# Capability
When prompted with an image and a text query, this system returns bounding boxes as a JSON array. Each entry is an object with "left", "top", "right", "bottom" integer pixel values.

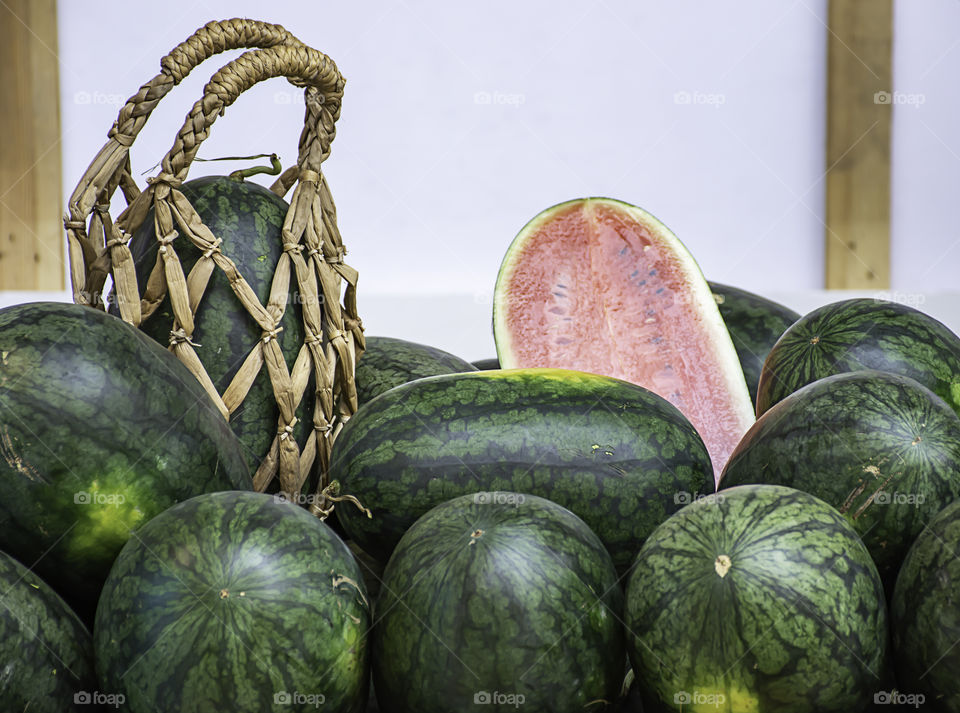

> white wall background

[{"left": 7, "top": 0, "right": 958, "bottom": 358}]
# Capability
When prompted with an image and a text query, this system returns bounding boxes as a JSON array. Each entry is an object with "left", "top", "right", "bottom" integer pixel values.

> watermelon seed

[{"left": 714, "top": 555, "right": 732, "bottom": 578}]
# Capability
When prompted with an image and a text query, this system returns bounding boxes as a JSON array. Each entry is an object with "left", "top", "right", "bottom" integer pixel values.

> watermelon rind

[
  {"left": 709, "top": 281, "right": 800, "bottom": 407},
  {"left": 625, "top": 483, "right": 888, "bottom": 713},
  {"left": 756, "top": 298, "right": 960, "bottom": 418},
  {"left": 0, "top": 549, "right": 98, "bottom": 712},
  {"left": 720, "top": 369, "right": 960, "bottom": 588},
  {"left": 891, "top": 497, "right": 960, "bottom": 712},
  {"left": 355, "top": 336, "right": 476, "bottom": 405},
  {"left": 94, "top": 490, "right": 370, "bottom": 713},
  {"left": 0, "top": 301, "right": 251, "bottom": 617},
  {"left": 334, "top": 367, "right": 714, "bottom": 570},
  {"left": 372, "top": 491, "right": 624, "bottom": 713}
]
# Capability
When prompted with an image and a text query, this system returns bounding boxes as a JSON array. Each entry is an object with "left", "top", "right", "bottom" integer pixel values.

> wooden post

[
  {"left": 825, "top": 0, "right": 893, "bottom": 289},
  {"left": 0, "top": 0, "right": 64, "bottom": 290}
]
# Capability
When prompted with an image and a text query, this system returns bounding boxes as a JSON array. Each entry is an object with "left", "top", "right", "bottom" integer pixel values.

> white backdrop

[{"left": 22, "top": 0, "right": 960, "bottom": 358}]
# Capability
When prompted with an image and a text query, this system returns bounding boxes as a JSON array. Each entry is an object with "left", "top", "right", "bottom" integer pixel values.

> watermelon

[
  {"left": 334, "top": 368, "right": 713, "bottom": 570},
  {"left": 891, "top": 497, "right": 960, "bottom": 712},
  {"left": 709, "top": 281, "right": 799, "bottom": 407},
  {"left": 355, "top": 336, "right": 476, "bottom": 404},
  {"left": 625, "top": 484, "right": 888, "bottom": 713},
  {"left": 756, "top": 298, "right": 960, "bottom": 417},
  {"left": 0, "top": 302, "right": 250, "bottom": 618},
  {"left": 94, "top": 490, "right": 370, "bottom": 713},
  {"left": 0, "top": 549, "right": 98, "bottom": 712},
  {"left": 720, "top": 370, "right": 960, "bottom": 588},
  {"left": 372, "top": 492, "right": 624, "bottom": 712},
  {"left": 121, "top": 175, "right": 312, "bottom": 475},
  {"left": 492, "top": 197, "right": 754, "bottom": 474}
]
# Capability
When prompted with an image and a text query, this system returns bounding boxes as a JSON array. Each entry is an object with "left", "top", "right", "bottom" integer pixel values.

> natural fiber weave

[{"left": 64, "top": 19, "right": 364, "bottom": 509}]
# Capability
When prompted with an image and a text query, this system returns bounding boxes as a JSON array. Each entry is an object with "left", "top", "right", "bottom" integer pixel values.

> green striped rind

[
  {"left": 625, "top": 484, "right": 888, "bottom": 713},
  {"left": 720, "top": 370, "right": 960, "bottom": 587},
  {"left": 355, "top": 336, "right": 476, "bottom": 405},
  {"left": 892, "top": 498, "right": 960, "bottom": 712},
  {"left": 709, "top": 282, "right": 799, "bottom": 407},
  {"left": 0, "top": 302, "right": 251, "bottom": 616},
  {"left": 124, "top": 176, "right": 312, "bottom": 475},
  {"left": 373, "top": 492, "right": 624, "bottom": 713},
  {"left": 334, "top": 368, "right": 713, "bottom": 570},
  {"left": 756, "top": 299, "right": 960, "bottom": 417},
  {"left": 0, "top": 550, "right": 97, "bottom": 712},
  {"left": 94, "top": 491, "right": 369, "bottom": 713}
]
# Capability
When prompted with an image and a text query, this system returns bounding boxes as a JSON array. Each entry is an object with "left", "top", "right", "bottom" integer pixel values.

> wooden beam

[
  {"left": 0, "top": 0, "right": 64, "bottom": 290},
  {"left": 825, "top": 0, "right": 893, "bottom": 289}
]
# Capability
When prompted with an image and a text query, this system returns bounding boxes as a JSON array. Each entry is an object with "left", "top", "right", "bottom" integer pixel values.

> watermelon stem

[{"left": 311, "top": 480, "right": 372, "bottom": 521}]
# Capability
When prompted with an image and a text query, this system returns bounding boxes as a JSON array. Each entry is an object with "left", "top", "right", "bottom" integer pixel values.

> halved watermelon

[{"left": 493, "top": 198, "right": 754, "bottom": 475}]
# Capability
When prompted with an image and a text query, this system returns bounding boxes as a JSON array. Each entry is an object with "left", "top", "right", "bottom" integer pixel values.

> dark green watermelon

[
  {"left": 892, "top": 497, "right": 960, "bottom": 712},
  {"left": 756, "top": 299, "right": 960, "bottom": 417},
  {"left": 471, "top": 357, "right": 501, "bottom": 370},
  {"left": 334, "top": 368, "right": 713, "bottom": 570},
  {"left": 122, "top": 176, "right": 312, "bottom": 475},
  {"left": 709, "top": 282, "right": 799, "bottom": 407},
  {"left": 372, "top": 492, "right": 624, "bottom": 712},
  {"left": 720, "top": 370, "right": 960, "bottom": 588},
  {"left": 94, "top": 491, "right": 370, "bottom": 713},
  {"left": 0, "top": 549, "right": 98, "bottom": 711},
  {"left": 625, "top": 484, "right": 888, "bottom": 713},
  {"left": 0, "top": 302, "right": 250, "bottom": 619},
  {"left": 355, "top": 336, "right": 476, "bottom": 405}
]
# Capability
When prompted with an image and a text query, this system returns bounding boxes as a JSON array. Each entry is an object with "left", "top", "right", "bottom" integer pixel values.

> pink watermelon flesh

[{"left": 493, "top": 198, "right": 754, "bottom": 478}]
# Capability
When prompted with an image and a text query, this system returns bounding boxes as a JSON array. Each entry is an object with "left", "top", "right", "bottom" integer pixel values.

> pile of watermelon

[{"left": 3, "top": 180, "right": 960, "bottom": 713}]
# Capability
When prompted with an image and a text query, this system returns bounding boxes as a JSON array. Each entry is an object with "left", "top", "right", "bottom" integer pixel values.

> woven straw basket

[{"left": 64, "top": 18, "right": 364, "bottom": 515}]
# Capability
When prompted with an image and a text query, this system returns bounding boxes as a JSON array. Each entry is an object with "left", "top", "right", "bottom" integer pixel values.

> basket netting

[{"left": 63, "top": 19, "right": 364, "bottom": 511}]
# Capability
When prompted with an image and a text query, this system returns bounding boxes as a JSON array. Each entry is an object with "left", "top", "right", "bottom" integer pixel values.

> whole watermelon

[
  {"left": 0, "top": 549, "right": 99, "bottom": 712},
  {"left": 625, "top": 484, "right": 888, "bottom": 713},
  {"left": 334, "top": 368, "right": 713, "bottom": 570},
  {"left": 0, "top": 302, "right": 250, "bottom": 618},
  {"left": 121, "top": 176, "right": 312, "bottom": 479},
  {"left": 892, "top": 497, "right": 960, "bottom": 712},
  {"left": 355, "top": 336, "right": 476, "bottom": 405},
  {"left": 94, "top": 491, "right": 370, "bottom": 713},
  {"left": 709, "top": 281, "right": 799, "bottom": 407},
  {"left": 756, "top": 298, "right": 960, "bottom": 417},
  {"left": 372, "top": 492, "right": 624, "bottom": 712},
  {"left": 721, "top": 370, "right": 960, "bottom": 588}
]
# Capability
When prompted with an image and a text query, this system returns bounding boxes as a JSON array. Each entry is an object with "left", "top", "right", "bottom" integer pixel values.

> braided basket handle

[
  {"left": 65, "top": 19, "right": 303, "bottom": 307},
  {"left": 162, "top": 43, "right": 344, "bottom": 183},
  {"left": 116, "top": 43, "right": 346, "bottom": 328}
]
